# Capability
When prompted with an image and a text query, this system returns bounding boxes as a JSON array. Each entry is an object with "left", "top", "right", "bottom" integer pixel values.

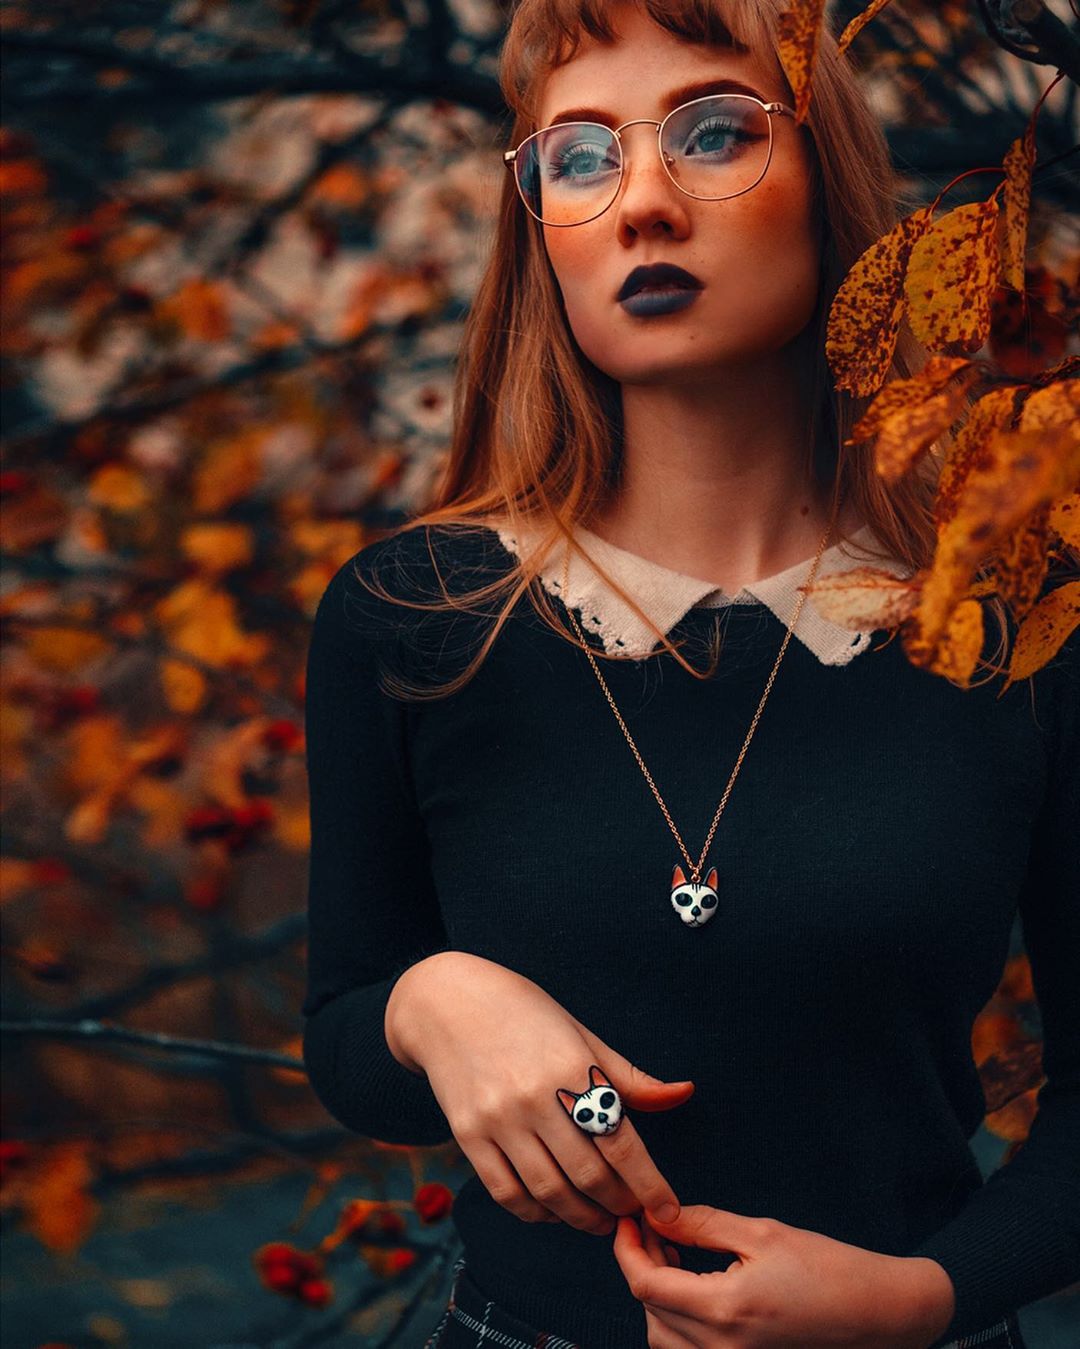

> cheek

[{"left": 544, "top": 233, "right": 610, "bottom": 340}]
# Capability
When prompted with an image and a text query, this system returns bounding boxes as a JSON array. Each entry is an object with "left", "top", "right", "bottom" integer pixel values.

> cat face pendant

[
  {"left": 670, "top": 864, "right": 718, "bottom": 928},
  {"left": 556, "top": 1064, "right": 623, "bottom": 1136}
]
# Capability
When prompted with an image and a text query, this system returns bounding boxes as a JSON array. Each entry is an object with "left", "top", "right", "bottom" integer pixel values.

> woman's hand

[
  {"left": 613, "top": 1205, "right": 956, "bottom": 1348},
  {"left": 385, "top": 950, "right": 695, "bottom": 1235}
]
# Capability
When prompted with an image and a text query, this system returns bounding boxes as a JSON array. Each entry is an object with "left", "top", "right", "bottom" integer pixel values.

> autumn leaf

[
  {"left": 846, "top": 355, "right": 979, "bottom": 481},
  {"left": 309, "top": 163, "right": 369, "bottom": 209},
  {"left": 935, "top": 386, "right": 1020, "bottom": 527},
  {"left": 826, "top": 207, "right": 934, "bottom": 397},
  {"left": 180, "top": 523, "right": 255, "bottom": 575},
  {"left": 192, "top": 428, "right": 269, "bottom": 515},
  {"left": 1004, "top": 581, "right": 1080, "bottom": 687},
  {"left": 87, "top": 463, "right": 152, "bottom": 514},
  {"left": 995, "top": 505, "right": 1050, "bottom": 622},
  {"left": 908, "top": 422, "right": 1080, "bottom": 663},
  {"left": 1001, "top": 126, "right": 1035, "bottom": 291},
  {"left": 905, "top": 200, "right": 1002, "bottom": 354},
  {"left": 804, "top": 565, "right": 920, "bottom": 630},
  {"left": 22, "top": 1142, "right": 99, "bottom": 1254},
  {"left": 836, "top": 0, "right": 895, "bottom": 55},
  {"left": 928, "top": 596, "right": 984, "bottom": 687},
  {"left": 1049, "top": 493, "right": 1080, "bottom": 548},
  {"left": 158, "top": 278, "right": 231, "bottom": 342},
  {"left": 159, "top": 656, "right": 209, "bottom": 714},
  {"left": 776, "top": 0, "right": 826, "bottom": 125}
]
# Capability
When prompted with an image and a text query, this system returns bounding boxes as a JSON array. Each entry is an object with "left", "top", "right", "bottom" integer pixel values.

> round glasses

[{"left": 504, "top": 94, "right": 795, "bottom": 228}]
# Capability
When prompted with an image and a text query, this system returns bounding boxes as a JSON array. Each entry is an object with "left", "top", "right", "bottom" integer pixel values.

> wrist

[
  {"left": 384, "top": 950, "right": 460, "bottom": 1075},
  {"left": 897, "top": 1256, "right": 956, "bottom": 1347}
]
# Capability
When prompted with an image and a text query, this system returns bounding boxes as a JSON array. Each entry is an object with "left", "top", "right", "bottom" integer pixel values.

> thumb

[
  {"left": 644, "top": 1204, "right": 759, "bottom": 1253},
  {"left": 570, "top": 1024, "right": 694, "bottom": 1108}
]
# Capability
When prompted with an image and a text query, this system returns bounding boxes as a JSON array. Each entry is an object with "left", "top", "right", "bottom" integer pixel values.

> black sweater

[{"left": 301, "top": 523, "right": 1080, "bottom": 1348}]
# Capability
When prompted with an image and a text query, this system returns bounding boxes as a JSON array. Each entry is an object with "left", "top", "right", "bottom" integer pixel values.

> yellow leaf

[
  {"left": 159, "top": 656, "right": 208, "bottom": 713},
  {"left": 911, "top": 423, "right": 1080, "bottom": 661},
  {"left": 906, "top": 200, "right": 1002, "bottom": 353},
  {"left": 847, "top": 355, "right": 978, "bottom": 481},
  {"left": 1001, "top": 126, "right": 1035, "bottom": 291},
  {"left": 87, "top": 463, "right": 151, "bottom": 514},
  {"left": 826, "top": 207, "right": 934, "bottom": 397},
  {"left": 928, "top": 597, "right": 984, "bottom": 686},
  {"left": 836, "top": 0, "right": 896, "bottom": 54},
  {"left": 935, "top": 386, "right": 1019, "bottom": 527},
  {"left": 289, "top": 518, "right": 364, "bottom": 561},
  {"left": 1049, "top": 493, "right": 1080, "bottom": 548},
  {"left": 1005, "top": 581, "right": 1080, "bottom": 685},
  {"left": 155, "top": 579, "right": 269, "bottom": 669},
  {"left": 776, "top": 0, "right": 826, "bottom": 125},
  {"left": 804, "top": 565, "right": 920, "bottom": 630},
  {"left": 273, "top": 801, "right": 311, "bottom": 852},
  {"left": 1017, "top": 377, "right": 1080, "bottom": 435},
  {"left": 180, "top": 523, "right": 254, "bottom": 575}
]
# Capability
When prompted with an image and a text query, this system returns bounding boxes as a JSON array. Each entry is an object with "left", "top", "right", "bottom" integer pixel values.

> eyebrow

[{"left": 545, "top": 78, "right": 771, "bottom": 128}]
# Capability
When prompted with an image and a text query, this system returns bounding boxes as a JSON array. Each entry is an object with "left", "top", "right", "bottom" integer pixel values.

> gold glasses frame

[{"left": 503, "top": 94, "right": 796, "bottom": 228}]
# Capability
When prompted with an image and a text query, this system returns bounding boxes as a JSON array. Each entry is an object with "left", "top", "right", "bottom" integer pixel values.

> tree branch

[{"left": 0, "top": 1016, "right": 305, "bottom": 1070}]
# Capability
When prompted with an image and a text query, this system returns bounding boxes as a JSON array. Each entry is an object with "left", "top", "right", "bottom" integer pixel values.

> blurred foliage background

[{"left": 1, "top": 1, "right": 1078, "bottom": 1345}]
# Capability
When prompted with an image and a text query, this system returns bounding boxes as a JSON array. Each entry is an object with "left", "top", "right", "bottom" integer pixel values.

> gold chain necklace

[{"left": 560, "top": 514, "right": 835, "bottom": 929}]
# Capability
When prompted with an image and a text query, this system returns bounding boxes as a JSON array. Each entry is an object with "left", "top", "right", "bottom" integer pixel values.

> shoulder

[{"left": 311, "top": 521, "right": 517, "bottom": 681}]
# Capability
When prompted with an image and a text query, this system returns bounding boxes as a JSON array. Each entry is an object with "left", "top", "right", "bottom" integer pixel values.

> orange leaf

[
  {"left": 22, "top": 1142, "right": 99, "bottom": 1254},
  {"left": 309, "top": 164, "right": 369, "bottom": 209},
  {"left": 24, "top": 626, "right": 111, "bottom": 675},
  {"left": 909, "top": 423, "right": 1080, "bottom": 662},
  {"left": 1048, "top": 493, "right": 1080, "bottom": 548},
  {"left": 1016, "top": 376, "right": 1080, "bottom": 436},
  {"left": 159, "top": 657, "right": 208, "bottom": 714},
  {"left": 87, "top": 463, "right": 152, "bottom": 514},
  {"left": 180, "top": 523, "right": 255, "bottom": 574},
  {"left": 995, "top": 505, "right": 1050, "bottom": 622},
  {"left": 836, "top": 0, "right": 896, "bottom": 54},
  {"left": 1005, "top": 581, "right": 1080, "bottom": 686},
  {"left": 776, "top": 0, "right": 826, "bottom": 125},
  {"left": 1001, "top": 126, "right": 1035, "bottom": 291},
  {"left": 804, "top": 565, "right": 920, "bottom": 630},
  {"left": 848, "top": 355, "right": 978, "bottom": 482},
  {"left": 928, "top": 597, "right": 984, "bottom": 687},
  {"left": 160, "top": 278, "right": 231, "bottom": 343},
  {"left": 826, "top": 208, "right": 934, "bottom": 397},
  {"left": 906, "top": 201, "right": 1002, "bottom": 354},
  {"left": 935, "top": 386, "right": 1020, "bottom": 528},
  {"left": 192, "top": 428, "right": 268, "bottom": 515}
]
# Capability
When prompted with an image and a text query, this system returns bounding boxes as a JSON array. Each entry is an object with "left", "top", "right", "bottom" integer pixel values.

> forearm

[{"left": 900, "top": 1257, "right": 957, "bottom": 1348}]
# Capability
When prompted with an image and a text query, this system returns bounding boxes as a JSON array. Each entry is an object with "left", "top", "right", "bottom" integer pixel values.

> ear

[
  {"left": 589, "top": 1063, "right": 613, "bottom": 1088},
  {"left": 555, "top": 1088, "right": 579, "bottom": 1114},
  {"left": 705, "top": 866, "right": 718, "bottom": 889},
  {"left": 671, "top": 864, "right": 688, "bottom": 889}
]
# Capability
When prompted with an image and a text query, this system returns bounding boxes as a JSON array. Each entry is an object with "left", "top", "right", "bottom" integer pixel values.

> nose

[{"left": 612, "top": 122, "right": 691, "bottom": 245}]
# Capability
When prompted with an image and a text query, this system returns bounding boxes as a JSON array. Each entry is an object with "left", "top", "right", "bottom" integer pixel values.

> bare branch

[{"left": 0, "top": 1016, "right": 305, "bottom": 1070}]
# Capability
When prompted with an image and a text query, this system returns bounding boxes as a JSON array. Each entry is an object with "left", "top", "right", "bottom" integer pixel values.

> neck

[{"left": 584, "top": 355, "right": 855, "bottom": 594}]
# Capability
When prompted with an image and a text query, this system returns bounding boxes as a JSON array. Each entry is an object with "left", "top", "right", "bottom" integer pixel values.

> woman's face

[{"left": 533, "top": 5, "right": 822, "bottom": 388}]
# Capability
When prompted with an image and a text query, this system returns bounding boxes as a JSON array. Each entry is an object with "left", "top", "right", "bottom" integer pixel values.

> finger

[
  {"left": 509, "top": 1133, "right": 618, "bottom": 1235},
  {"left": 613, "top": 1216, "right": 727, "bottom": 1322},
  {"left": 538, "top": 1117, "right": 641, "bottom": 1218},
  {"left": 644, "top": 1303, "right": 710, "bottom": 1348},
  {"left": 589, "top": 1112, "right": 682, "bottom": 1220},
  {"left": 641, "top": 1214, "right": 670, "bottom": 1267},
  {"left": 461, "top": 1137, "right": 558, "bottom": 1225}
]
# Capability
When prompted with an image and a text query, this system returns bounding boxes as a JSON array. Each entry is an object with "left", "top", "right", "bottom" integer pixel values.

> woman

[{"left": 301, "top": 2, "right": 1079, "bottom": 1346}]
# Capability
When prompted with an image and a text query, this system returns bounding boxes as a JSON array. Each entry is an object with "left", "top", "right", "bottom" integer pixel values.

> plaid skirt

[{"left": 422, "top": 1257, "right": 1029, "bottom": 1349}]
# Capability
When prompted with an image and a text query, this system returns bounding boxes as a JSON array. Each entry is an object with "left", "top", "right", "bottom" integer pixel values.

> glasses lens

[
  {"left": 515, "top": 123, "right": 621, "bottom": 225},
  {"left": 660, "top": 96, "right": 771, "bottom": 200}
]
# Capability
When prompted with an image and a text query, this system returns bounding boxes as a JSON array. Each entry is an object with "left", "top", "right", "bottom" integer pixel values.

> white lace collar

[{"left": 488, "top": 516, "right": 914, "bottom": 666}]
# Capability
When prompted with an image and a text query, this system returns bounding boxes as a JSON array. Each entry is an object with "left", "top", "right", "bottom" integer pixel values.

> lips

[{"left": 616, "top": 263, "right": 704, "bottom": 302}]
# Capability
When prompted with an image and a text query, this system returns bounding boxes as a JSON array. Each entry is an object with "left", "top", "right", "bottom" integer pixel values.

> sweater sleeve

[
  {"left": 300, "top": 548, "right": 454, "bottom": 1146},
  {"left": 913, "top": 625, "right": 1080, "bottom": 1341}
]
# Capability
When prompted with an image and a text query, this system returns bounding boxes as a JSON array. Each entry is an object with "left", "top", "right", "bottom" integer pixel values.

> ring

[{"left": 555, "top": 1063, "right": 624, "bottom": 1136}]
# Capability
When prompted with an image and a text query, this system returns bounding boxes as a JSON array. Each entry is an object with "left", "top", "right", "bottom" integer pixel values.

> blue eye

[
  {"left": 683, "top": 116, "right": 745, "bottom": 158},
  {"left": 550, "top": 140, "right": 619, "bottom": 183}
]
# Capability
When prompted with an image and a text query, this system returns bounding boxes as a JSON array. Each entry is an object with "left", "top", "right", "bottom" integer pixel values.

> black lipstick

[{"left": 616, "top": 263, "right": 704, "bottom": 317}]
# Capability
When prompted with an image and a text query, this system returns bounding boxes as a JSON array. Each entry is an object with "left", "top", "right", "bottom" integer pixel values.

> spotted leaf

[
  {"left": 906, "top": 200, "right": 1002, "bottom": 354},
  {"left": 777, "top": 0, "right": 826, "bottom": 125},
  {"left": 804, "top": 565, "right": 921, "bottom": 630},
  {"left": 826, "top": 207, "right": 934, "bottom": 397},
  {"left": 1001, "top": 126, "right": 1035, "bottom": 291},
  {"left": 847, "top": 355, "right": 979, "bottom": 481},
  {"left": 1004, "top": 581, "right": 1080, "bottom": 687}
]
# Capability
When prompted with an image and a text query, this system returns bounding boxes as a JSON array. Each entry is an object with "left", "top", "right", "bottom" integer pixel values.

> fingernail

[{"left": 653, "top": 1202, "right": 679, "bottom": 1223}]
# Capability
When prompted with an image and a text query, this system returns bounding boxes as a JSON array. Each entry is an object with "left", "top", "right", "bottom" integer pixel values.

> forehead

[{"left": 536, "top": 5, "right": 786, "bottom": 125}]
